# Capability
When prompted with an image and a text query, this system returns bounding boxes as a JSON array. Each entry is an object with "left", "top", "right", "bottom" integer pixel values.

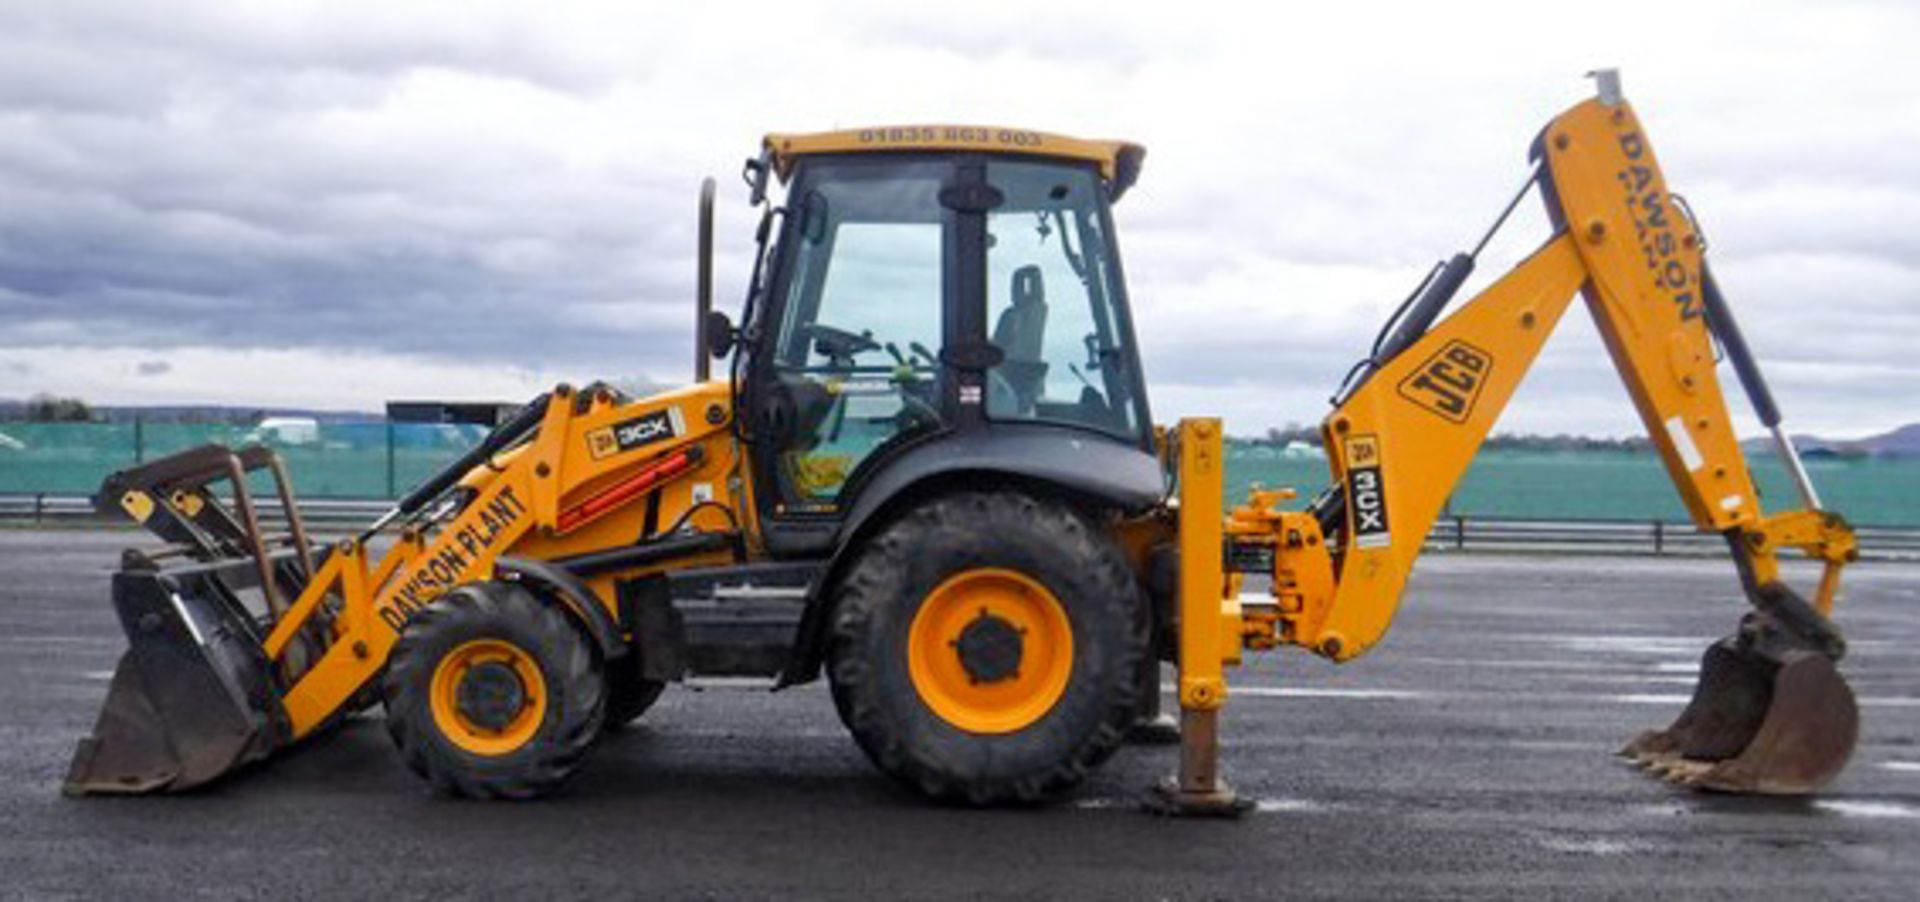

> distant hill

[
  {"left": 1744, "top": 423, "right": 1920, "bottom": 459},
  {"left": 1802, "top": 423, "right": 1920, "bottom": 458}
]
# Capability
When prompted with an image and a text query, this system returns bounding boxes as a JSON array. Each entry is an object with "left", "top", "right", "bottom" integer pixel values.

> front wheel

[
  {"left": 827, "top": 490, "right": 1148, "bottom": 804},
  {"left": 383, "top": 581, "right": 606, "bottom": 799}
]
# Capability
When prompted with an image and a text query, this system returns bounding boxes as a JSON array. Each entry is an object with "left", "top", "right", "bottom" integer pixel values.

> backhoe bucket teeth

[
  {"left": 65, "top": 568, "right": 286, "bottom": 795},
  {"left": 1621, "top": 634, "right": 1858, "bottom": 795}
]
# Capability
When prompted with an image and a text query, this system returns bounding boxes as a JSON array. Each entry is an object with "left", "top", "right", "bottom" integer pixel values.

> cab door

[{"left": 748, "top": 157, "right": 956, "bottom": 537}]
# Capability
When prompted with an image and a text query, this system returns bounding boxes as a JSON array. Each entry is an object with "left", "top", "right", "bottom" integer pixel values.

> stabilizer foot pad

[{"left": 1143, "top": 777, "right": 1252, "bottom": 818}]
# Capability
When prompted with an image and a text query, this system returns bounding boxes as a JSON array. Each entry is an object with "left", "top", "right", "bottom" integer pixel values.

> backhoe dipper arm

[{"left": 1279, "top": 92, "right": 1855, "bottom": 662}]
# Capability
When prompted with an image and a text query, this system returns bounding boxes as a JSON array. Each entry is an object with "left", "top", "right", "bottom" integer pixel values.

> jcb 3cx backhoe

[{"left": 68, "top": 72, "right": 1860, "bottom": 812}]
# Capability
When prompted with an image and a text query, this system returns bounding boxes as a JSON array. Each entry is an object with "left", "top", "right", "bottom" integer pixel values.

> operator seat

[{"left": 991, "top": 265, "right": 1049, "bottom": 413}]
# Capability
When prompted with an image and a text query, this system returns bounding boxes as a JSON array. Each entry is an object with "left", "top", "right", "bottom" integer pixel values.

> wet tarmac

[{"left": 3, "top": 529, "right": 1916, "bottom": 898}]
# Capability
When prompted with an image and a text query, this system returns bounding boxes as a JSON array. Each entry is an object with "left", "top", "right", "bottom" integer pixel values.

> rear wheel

[
  {"left": 383, "top": 581, "right": 605, "bottom": 799},
  {"left": 827, "top": 490, "right": 1147, "bottom": 804}
]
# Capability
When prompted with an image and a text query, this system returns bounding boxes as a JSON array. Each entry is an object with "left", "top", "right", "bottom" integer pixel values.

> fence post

[
  {"left": 1454, "top": 515, "right": 1466, "bottom": 550},
  {"left": 1653, "top": 520, "right": 1664, "bottom": 555},
  {"left": 385, "top": 419, "right": 397, "bottom": 500},
  {"left": 34, "top": 492, "right": 44, "bottom": 523}
]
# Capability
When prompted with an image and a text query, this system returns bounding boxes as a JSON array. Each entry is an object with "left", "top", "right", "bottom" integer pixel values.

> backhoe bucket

[
  {"left": 1621, "top": 631, "right": 1858, "bottom": 795},
  {"left": 65, "top": 567, "right": 287, "bottom": 795}
]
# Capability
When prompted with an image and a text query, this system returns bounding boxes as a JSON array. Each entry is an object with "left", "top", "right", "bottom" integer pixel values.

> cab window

[{"left": 984, "top": 162, "right": 1140, "bottom": 438}]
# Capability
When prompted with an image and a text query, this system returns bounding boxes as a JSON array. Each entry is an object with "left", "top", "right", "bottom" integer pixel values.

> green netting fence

[{"left": 1, "top": 422, "right": 1915, "bottom": 527}]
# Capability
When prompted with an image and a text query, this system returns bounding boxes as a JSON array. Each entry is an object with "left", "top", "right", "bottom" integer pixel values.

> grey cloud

[
  {"left": 0, "top": 2, "right": 1913, "bottom": 438},
  {"left": 135, "top": 360, "right": 170, "bottom": 376}
]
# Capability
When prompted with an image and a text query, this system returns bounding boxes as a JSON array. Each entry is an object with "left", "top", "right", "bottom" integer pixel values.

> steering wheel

[{"left": 801, "top": 323, "right": 881, "bottom": 367}]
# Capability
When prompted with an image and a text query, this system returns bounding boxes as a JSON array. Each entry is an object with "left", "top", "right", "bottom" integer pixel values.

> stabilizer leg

[{"left": 1146, "top": 708, "right": 1249, "bottom": 817}]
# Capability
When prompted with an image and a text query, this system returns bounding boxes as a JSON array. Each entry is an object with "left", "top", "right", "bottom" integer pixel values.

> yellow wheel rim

[
  {"left": 429, "top": 638, "right": 548, "bottom": 756},
  {"left": 907, "top": 568, "right": 1073, "bottom": 734}
]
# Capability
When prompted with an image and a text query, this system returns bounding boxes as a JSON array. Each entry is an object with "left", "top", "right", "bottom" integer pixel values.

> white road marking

[
  {"left": 1814, "top": 800, "right": 1920, "bottom": 819},
  {"left": 1160, "top": 683, "right": 1427, "bottom": 700},
  {"left": 1253, "top": 797, "right": 1326, "bottom": 813},
  {"left": 82, "top": 670, "right": 115, "bottom": 682},
  {"left": 1162, "top": 683, "right": 1920, "bottom": 709},
  {"left": 1537, "top": 836, "right": 1640, "bottom": 855},
  {"left": 1538, "top": 635, "right": 1716, "bottom": 655},
  {"left": 0, "top": 635, "right": 121, "bottom": 645},
  {"left": 1879, "top": 761, "right": 1920, "bottom": 773}
]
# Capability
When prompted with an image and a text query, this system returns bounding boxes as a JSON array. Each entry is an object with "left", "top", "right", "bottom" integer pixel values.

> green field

[{"left": 2, "top": 422, "right": 1915, "bottom": 527}]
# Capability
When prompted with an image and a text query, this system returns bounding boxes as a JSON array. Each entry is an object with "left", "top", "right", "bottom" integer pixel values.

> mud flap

[
  {"left": 1621, "top": 619, "right": 1858, "bottom": 795},
  {"left": 65, "top": 567, "right": 287, "bottom": 795}
]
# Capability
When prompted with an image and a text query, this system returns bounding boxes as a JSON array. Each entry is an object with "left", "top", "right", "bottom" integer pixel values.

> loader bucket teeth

[
  {"left": 1620, "top": 635, "right": 1858, "bottom": 796},
  {"left": 65, "top": 569, "right": 285, "bottom": 795}
]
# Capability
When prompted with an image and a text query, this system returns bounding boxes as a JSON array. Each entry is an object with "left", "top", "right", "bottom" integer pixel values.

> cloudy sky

[{"left": 1, "top": 0, "right": 1914, "bottom": 437}]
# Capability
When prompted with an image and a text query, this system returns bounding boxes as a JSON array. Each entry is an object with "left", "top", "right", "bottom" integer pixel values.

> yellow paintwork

[
  {"left": 118, "top": 490, "right": 154, "bottom": 523},
  {"left": 430, "top": 638, "right": 549, "bottom": 757},
  {"left": 269, "top": 381, "right": 753, "bottom": 738},
  {"left": 906, "top": 568, "right": 1074, "bottom": 734},
  {"left": 763, "top": 125, "right": 1140, "bottom": 182},
  {"left": 1308, "top": 234, "right": 1590, "bottom": 659}
]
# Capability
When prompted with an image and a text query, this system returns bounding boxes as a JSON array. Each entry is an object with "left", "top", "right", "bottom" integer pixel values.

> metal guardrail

[
  {"left": 0, "top": 493, "right": 383, "bottom": 528},
  {"left": 4, "top": 493, "right": 1917, "bottom": 561}
]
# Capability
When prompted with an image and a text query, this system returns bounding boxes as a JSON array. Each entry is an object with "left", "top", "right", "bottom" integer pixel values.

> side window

[
  {"left": 766, "top": 162, "right": 947, "bottom": 508},
  {"left": 985, "top": 162, "right": 1138, "bottom": 437}
]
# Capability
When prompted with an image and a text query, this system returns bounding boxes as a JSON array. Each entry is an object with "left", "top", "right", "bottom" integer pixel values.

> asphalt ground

[{"left": 2, "top": 528, "right": 1916, "bottom": 899}]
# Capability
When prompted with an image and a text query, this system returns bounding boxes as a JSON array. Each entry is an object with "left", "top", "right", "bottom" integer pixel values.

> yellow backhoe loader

[{"left": 67, "top": 72, "right": 1860, "bottom": 813}]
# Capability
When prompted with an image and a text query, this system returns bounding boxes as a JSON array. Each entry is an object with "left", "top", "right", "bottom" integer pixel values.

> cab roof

[{"left": 762, "top": 125, "right": 1146, "bottom": 199}]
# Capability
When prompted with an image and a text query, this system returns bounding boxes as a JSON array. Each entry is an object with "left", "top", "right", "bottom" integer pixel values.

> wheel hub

[
  {"left": 954, "top": 612, "right": 1024, "bottom": 684},
  {"left": 455, "top": 660, "right": 528, "bottom": 732},
  {"left": 906, "top": 568, "right": 1074, "bottom": 734}
]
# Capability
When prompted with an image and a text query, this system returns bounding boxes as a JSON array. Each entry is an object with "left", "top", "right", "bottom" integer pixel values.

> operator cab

[{"left": 730, "top": 127, "right": 1158, "bottom": 555}]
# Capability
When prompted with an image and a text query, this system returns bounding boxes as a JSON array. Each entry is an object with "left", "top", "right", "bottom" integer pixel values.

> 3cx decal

[
  {"left": 1343, "top": 435, "right": 1391, "bottom": 550},
  {"left": 586, "top": 407, "right": 686, "bottom": 461},
  {"left": 1397, "top": 340, "right": 1493, "bottom": 425}
]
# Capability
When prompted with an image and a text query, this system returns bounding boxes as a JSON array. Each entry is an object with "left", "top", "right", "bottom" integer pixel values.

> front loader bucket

[
  {"left": 1621, "top": 633, "right": 1858, "bottom": 795},
  {"left": 65, "top": 567, "right": 287, "bottom": 795}
]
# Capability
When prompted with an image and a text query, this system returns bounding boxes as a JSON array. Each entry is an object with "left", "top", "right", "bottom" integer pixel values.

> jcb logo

[{"left": 1398, "top": 340, "right": 1493, "bottom": 424}]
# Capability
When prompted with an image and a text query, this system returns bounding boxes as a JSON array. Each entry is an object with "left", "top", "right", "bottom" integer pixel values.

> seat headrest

[{"left": 1013, "top": 265, "right": 1044, "bottom": 307}]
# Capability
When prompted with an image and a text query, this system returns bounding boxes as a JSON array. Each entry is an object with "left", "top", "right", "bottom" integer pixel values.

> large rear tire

[
  {"left": 827, "top": 490, "right": 1147, "bottom": 804},
  {"left": 383, "top": 581, "right": 606, "bottom": 799}
]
